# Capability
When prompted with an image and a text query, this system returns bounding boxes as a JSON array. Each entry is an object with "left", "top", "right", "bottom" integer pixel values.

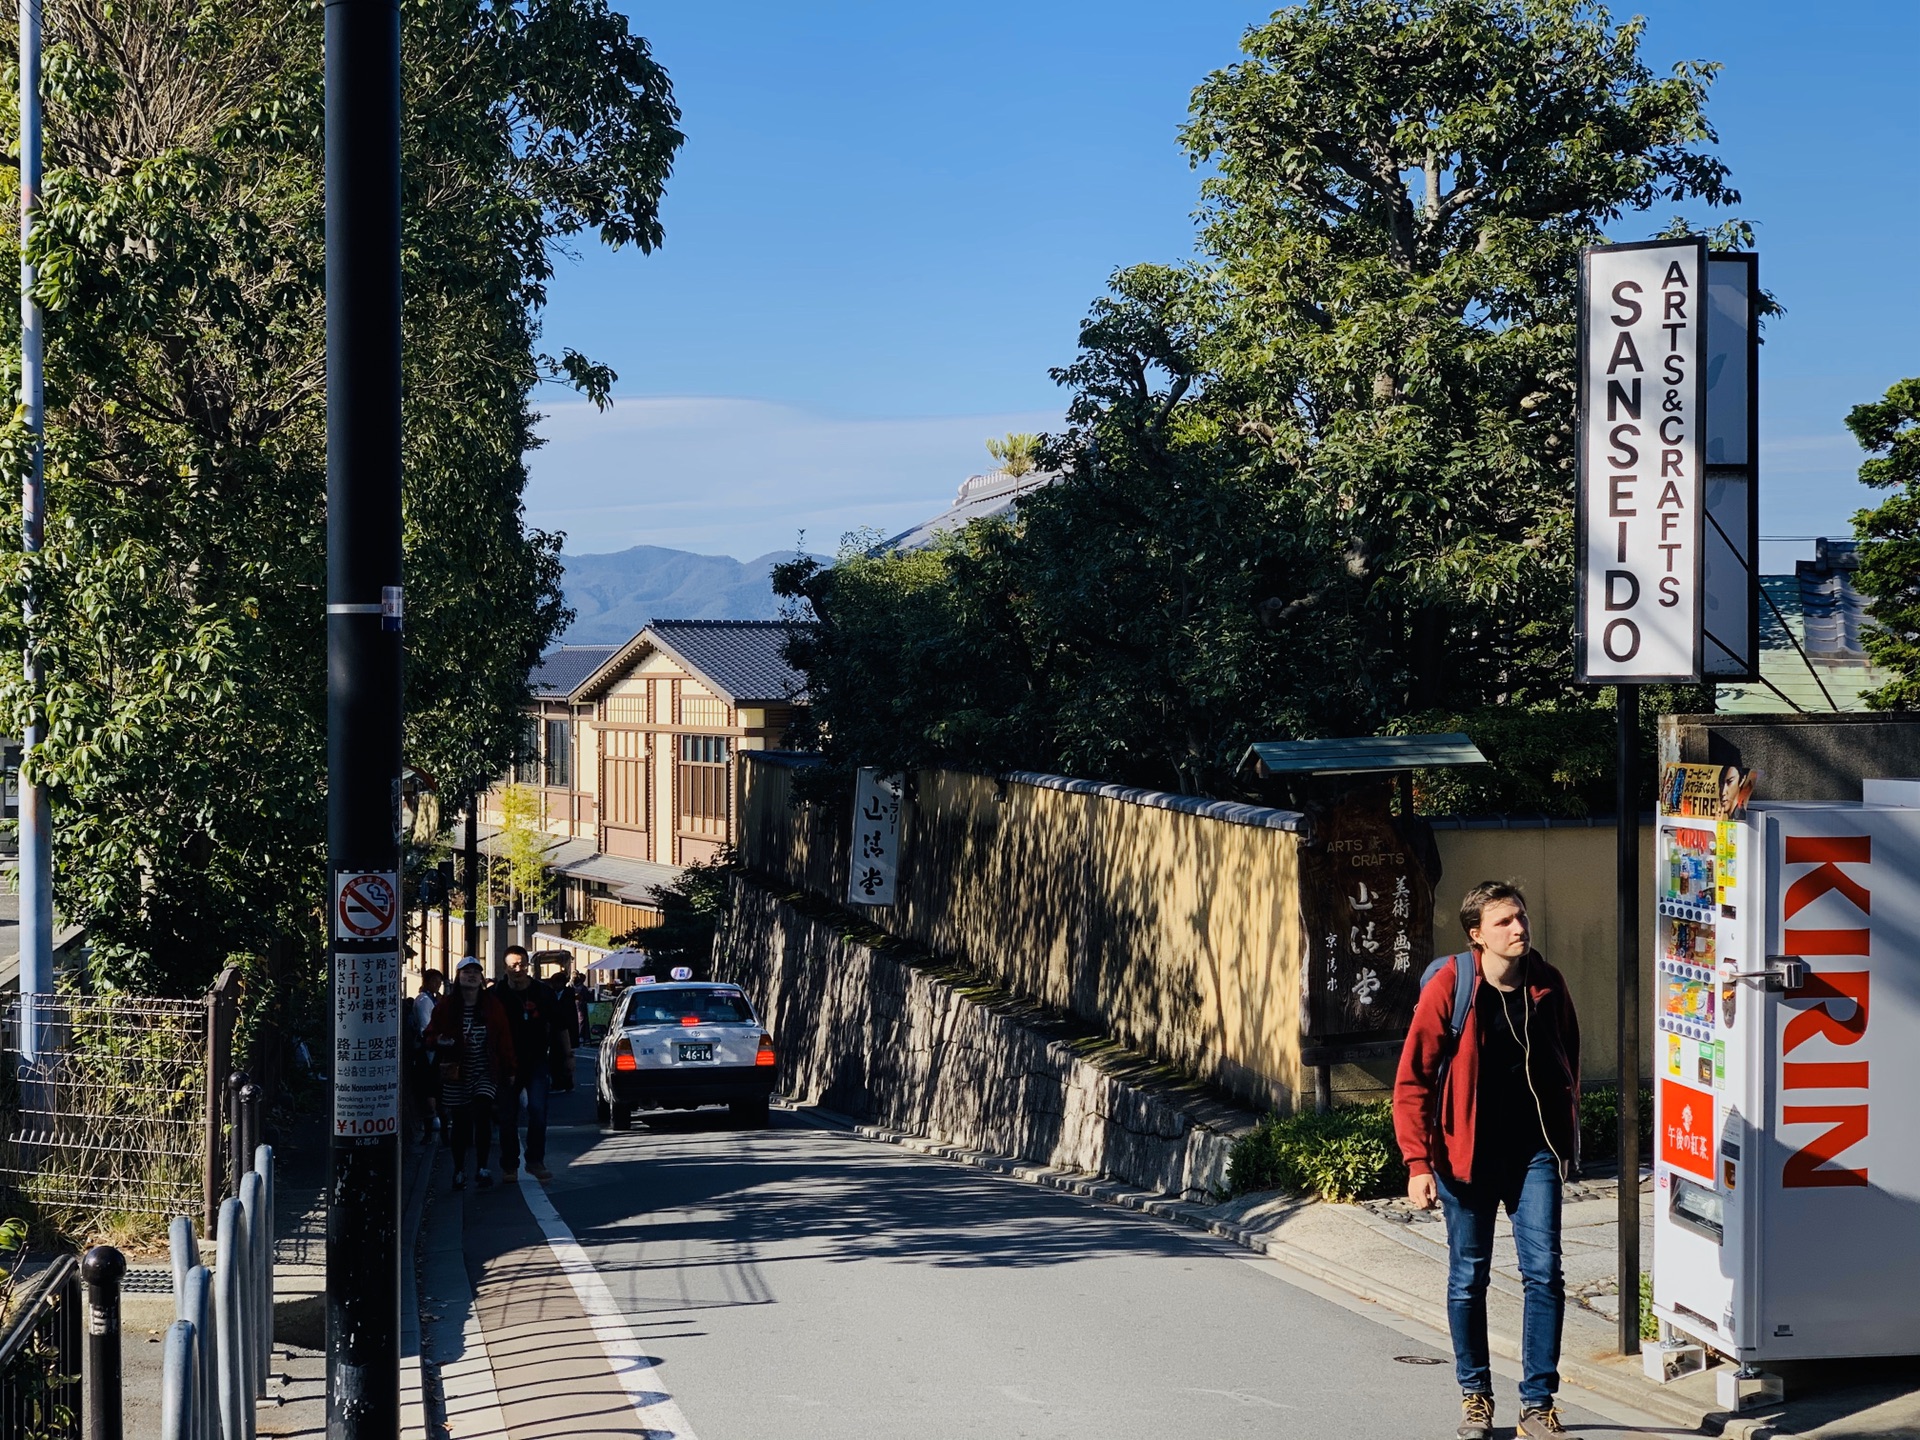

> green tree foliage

[
  {"left": 0, "top": 0, "right": 681, "bottom": 990},
  {"left": 619, "top": 850, "right": 737, "bottom": 976},
  {"left": 984, "top": 432, "right": 1041, "bottom": 476},
  {"left": 781, "top": 0, "right": 1736, "bottom": 799},
  {"left": 1849, "top": 378, "right": 1920, "bottom": 709}
]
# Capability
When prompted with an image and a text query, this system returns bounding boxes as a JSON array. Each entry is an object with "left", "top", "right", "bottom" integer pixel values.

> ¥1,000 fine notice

[{"left": 334, "top": 949, "right": 400, "bottom": 1137}]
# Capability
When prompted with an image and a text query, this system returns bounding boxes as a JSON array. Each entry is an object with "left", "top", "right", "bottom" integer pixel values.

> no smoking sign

[{"left": 334, "top": 871, "right": 400, "bottom": 941}]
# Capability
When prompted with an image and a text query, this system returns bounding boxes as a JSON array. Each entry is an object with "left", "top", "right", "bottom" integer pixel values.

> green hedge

[
  {"left": 1226, "top": 1085, "right": 1656, "bottom": 1203},
  {"left": 1227, "top": 1101, "right": 1407, "bottom": 1203},
  {"left": 1577, "top": 1084, "right": 1654, "bottom": 1163}
]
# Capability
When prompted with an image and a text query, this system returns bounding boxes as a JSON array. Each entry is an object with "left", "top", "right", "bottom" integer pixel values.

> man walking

[
  {"left": 410, "top": 968, "right": 446, "bottom": 1142},
  {"left": 492, "top": 944, "right": 563, "bottom": 1182},
  {"left": 1393, "top": 881, "right": 1581, "bottom": 1440},
  {"left": 549, "top": 967, "right": 582, "bottom": 1093}
]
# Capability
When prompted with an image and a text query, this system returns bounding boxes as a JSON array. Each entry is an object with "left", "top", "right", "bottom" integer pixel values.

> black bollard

[
  {"left": 238, "top": 1083, "right": 263, "bottom": 1179},
  {"left": 82, "top": 1245, "right": 126, "bottom": 1440},
  {"left": 227, "top": 1071, "right": 252, "bottom": 1193}
]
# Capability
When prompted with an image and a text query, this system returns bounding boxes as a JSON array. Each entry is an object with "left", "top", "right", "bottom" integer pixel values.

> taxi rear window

[{"left": 622, "top": 988, "right": 754, "bottom": 1026}]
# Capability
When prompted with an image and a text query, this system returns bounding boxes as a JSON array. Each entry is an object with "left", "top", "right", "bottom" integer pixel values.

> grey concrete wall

[
  {"left": 1663, "top": 712, "right": 1920, "bottom": 803},
  {"left": 716, "top": 875, "right": 1258, "bottom": 1204}
]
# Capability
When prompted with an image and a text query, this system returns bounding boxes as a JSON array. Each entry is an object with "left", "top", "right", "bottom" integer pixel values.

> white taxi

[{"left": 594, "top": 977, "right": 777, "bottom": 1129}]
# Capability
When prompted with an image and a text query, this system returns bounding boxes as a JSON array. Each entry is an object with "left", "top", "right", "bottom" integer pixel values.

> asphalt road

[{"left": 471, "top": 1076, "right": 1688, "bottom": 1440}]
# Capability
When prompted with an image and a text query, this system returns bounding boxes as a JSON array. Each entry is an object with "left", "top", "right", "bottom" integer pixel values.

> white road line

[{"left": 515, "top": 1172, "right": 703, "bottom": 1440}]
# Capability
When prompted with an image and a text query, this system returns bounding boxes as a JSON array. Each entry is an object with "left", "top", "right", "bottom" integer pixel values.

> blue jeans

[
  {"left": 1436, "top": 1147, "right": 1564, "bottom": 1407},
  {"left": 497, "top": 1068, "right": 551, "bottom": 1170}
]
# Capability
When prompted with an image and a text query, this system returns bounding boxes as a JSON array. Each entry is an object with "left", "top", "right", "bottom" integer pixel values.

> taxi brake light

[
  {"left": 756, "top": 1033, "right": 776, "bottom": 1067},
  {"left": 613, "top": 1036, "right": 637, "bottom": 1071},
  {"left": 679, "top": 1015, "right": 700, "bottom": 1027}
]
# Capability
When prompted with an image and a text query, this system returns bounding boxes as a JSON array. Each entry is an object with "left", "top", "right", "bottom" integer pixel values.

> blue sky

[{"left": 526, "top": 1, "right": 1920, "bottom": 565}]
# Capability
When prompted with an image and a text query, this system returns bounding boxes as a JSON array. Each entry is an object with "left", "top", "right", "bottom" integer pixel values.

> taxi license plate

[{"left": 678, "top": 1043, "right": 713, "bottom": 1063}]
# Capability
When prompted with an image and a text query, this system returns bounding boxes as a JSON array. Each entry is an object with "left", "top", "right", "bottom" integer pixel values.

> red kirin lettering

[{"left": 1780, "top": 835, "right": 1870, "bottom": 1187}]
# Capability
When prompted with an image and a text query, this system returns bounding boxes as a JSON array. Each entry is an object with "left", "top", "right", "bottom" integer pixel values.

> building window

[
  {"left": 544, "top": 718, "right": 571, "bottom": 788},
  {"left": 678, "top": 734, "right": 728, "bottom": 765},
  {"left": 512, "top": 717, "right": 541, "bottom": 785},
  {"left": 676, "top": 733, "right": 730, "bottom": 837}
]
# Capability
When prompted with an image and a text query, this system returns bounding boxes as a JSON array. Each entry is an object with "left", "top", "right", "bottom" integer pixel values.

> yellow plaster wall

[
  {"left": 1430, "top": 822, "right": 1656, "bottom": 1087},
  {"left": 742, "top": 758, "right": 1306, "bottom": 1111}
]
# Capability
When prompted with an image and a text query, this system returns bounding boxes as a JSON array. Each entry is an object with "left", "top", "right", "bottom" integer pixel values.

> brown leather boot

[{"left": 1457, "top": 1392, "right": 1495, "bottom": 1440}]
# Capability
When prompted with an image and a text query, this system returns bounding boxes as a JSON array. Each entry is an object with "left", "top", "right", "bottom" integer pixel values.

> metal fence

[
  {"left": 164, "top": 1145, "right": 274, "bottom": 1440},
  {"left": 0, "top": 1254, "right": 82, "bottom": 1440},
  {"left": 0, "top": 995, "right": 211, "bottom": 1230}
]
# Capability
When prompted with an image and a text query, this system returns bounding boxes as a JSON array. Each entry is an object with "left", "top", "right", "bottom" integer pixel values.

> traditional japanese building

[{"left": 479, "top": 619, "right": 807, "bottom": 928}]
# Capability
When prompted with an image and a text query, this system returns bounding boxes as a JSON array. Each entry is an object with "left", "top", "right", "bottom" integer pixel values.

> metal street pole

[
  {"left": 324, "top": 0, "right": 404, "bottom": 1427},
  {"left": 1616, "top": 684, "right": 1641, "bottom": 1356},
  {"left": 463, "top": 805, "right": 478, "bottom": 952},
  {"left": 17, "top": 0, "right": 54, "bottom": 1059}
]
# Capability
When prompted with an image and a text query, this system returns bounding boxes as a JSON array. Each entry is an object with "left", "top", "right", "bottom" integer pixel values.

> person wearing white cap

[{"left": 422, "top": 956, "right": 517, "bottom": 1190}]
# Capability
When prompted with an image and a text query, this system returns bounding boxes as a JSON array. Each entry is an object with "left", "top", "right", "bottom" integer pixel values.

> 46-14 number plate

[{"left": 678, "top": 1043, "right": 713, "bottom": 1063}]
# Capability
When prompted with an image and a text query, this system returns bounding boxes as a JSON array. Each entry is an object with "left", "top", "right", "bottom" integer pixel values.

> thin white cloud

[{"left": 527, "top": 395, "right": 1064, "bottom": 559}]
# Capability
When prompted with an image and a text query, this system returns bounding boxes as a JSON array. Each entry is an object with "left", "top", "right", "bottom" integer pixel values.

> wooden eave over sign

[{"left": 1237, "top": 732, "right": 1489, "bottom": 779}]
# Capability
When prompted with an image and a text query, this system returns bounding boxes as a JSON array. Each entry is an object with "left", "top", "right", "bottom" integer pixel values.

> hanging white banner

[
  {"left": 847, "top": 768, "right": 904, "bottom": 906},
  {"left": 1576, "top": 237, "right": 1707, "bottom": 683}
]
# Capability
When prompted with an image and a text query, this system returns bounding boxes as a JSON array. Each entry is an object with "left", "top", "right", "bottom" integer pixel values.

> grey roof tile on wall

[
  {"left": 531, "top": 645, "right": 620, "bottom": 697},
  {"left": 648, "top": 619, "right": 809, "bottom": 705}
]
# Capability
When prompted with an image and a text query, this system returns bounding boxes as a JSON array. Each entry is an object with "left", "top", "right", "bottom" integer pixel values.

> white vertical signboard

[
  {"left": 1577, "top": 237, "right": 1708, "bottom": 683},
  {"left": 333, "top": 949, "right": 400, "bottom": 1137},
  {"left": 848, "top": 768, "right": 903, "bottom": 906}
]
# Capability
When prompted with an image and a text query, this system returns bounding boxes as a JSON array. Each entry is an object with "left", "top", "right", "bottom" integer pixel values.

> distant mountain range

[{"left": 557, "top": 546, "right": 825, "bottom": 644}]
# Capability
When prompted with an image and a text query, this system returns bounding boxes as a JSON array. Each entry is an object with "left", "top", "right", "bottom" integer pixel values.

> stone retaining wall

[{"left": 716, "top": 874, "right": 1258, "bottom": 1204}]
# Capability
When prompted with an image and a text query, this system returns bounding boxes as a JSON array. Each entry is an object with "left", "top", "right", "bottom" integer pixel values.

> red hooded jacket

[
  {"left": 1392, "top": 949, "right": 1582, "bottom": 1185},
  {"left": 422, "top": 987, "right": 518, "bottom": 1092}
]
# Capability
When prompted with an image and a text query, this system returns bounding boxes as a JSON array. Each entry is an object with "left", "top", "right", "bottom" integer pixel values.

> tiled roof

[
  {"left": 876, "top": 469, "right": 1060, "bottom": 553},
  {"left": 1717, "top": 543, "right": 1891, "bottom": 715},
  {"left": 647, "top": 619, "right": 808, "bottom": 705},
  {"left": 530, "top": 645, "right": 620, "bottom": 698}
]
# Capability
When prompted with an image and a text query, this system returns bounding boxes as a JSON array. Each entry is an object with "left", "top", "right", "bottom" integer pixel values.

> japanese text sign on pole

[
  {"left": 1576, "top": 237, "right": 1707, "bottom": 683},
  {"left": 847, "top": 769, "right": 903, "bottom": 906},
  {"left": 332, "top": 949, "right": 399, "bottom": 1137}
]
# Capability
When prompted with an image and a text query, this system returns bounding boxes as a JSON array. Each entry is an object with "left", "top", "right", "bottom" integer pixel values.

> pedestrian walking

[
  {"left": 424, "top": 956, "right": 516, "bottom": 1191},
  {"left": 550, "top": 967, "right": 582, "bottom": 1092},
  {"left": 410, "top": 969, "right": 445, "bottom": 1142},
  {"left": 570, "top": 973, "right": 596, "bottom": 1041},
  {"left": 491, "top": 945, "right": 564, "bottom": 1182},
  {"left": 1393, "top": 881, "right": 1582, "bottom": 1440}
]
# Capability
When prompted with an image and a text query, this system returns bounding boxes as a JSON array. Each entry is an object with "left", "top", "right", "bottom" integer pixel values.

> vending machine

[{"left": 1652, "top": 769, "right": 1920, "bottom": 1363}]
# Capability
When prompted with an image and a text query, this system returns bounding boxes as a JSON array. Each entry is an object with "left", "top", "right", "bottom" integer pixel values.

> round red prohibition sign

[{"left": 337, "top": 873, "right": 398, "bottom": 938}]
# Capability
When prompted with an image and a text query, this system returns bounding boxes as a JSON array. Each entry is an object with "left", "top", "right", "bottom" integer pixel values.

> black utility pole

[
  {"left": 325, "top": 0, "right": 403, "bottom": 1426},
  {"left": 1615, "top": 684, "right": 1641, "bottom": 1356},
  {"left": 463, "top": 805, "right": 479, "bottom": 954}
]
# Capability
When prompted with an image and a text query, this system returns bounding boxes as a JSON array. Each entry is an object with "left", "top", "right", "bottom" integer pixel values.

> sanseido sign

[{"left": 1576, "top": 238, "right": 1707, "bottom": 682}]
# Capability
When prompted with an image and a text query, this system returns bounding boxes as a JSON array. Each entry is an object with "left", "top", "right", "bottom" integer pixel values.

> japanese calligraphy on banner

[
  {"left": 1297, "top": 787, "right": 1434, "bottom": 1040},
  {"left": 847, "top": 769, "right": 904, "bottom": 906},
  {"left": 1576, "top": 237, "right": 1706, "bottom": 683},
  {"left": 333, "top": 950, "right": 400, "bottom": 1138}
]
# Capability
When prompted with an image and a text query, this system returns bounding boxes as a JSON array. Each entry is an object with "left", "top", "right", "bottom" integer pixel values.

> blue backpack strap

[
  {"left": 1419, "top": 950, "right": 1478, "bottom": 1043},
  {"left": 1448, "top": 950, "right": 1476, "bottom": 1039}
]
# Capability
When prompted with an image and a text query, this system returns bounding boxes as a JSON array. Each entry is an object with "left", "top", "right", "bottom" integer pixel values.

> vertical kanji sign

[
  {"left": 1576, "top": 237, "right": 1707, "bottom": 683},
  {"left": 847, "top": 769, "right": 903, "bottom": 906},
  {"left": 333, "top": 949, "right": 400, "bottom": 1136}
]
